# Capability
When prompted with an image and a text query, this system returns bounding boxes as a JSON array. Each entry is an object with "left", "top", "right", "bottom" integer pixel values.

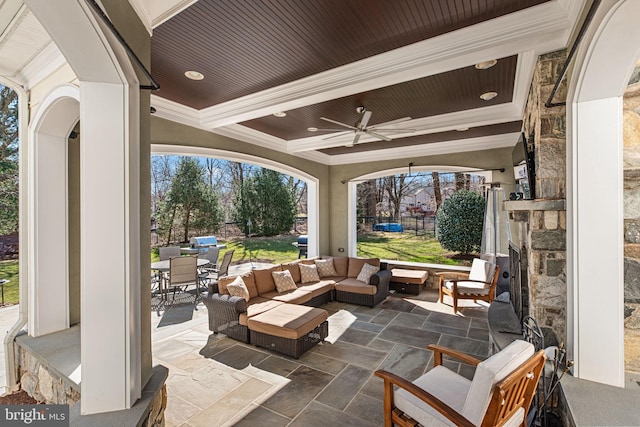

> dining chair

[
  {"left": 205, "top": 249, "right": 235, "bottom": 293},
  {"left": 167, "top": 255, "right": 199, "bottom": 303},
  {"left": 159, "top": 246, "right": 181, "bottom": 261},
  {"left": 198, "top": 246, "right": 221, "bottom": 290}
]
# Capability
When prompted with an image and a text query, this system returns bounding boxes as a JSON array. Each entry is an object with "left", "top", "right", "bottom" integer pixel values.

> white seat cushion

[
  {"left": 462, "top": 340, "right": 534, "bottom": 425},
  {"left": 395, "top": 365, "right": 471, "bottom": 427},
  {"left": 444, "top": 280, "right": 491, "bottom": 295}
]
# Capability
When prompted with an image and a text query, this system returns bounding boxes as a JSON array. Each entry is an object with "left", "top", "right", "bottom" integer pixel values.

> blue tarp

[{"left": 373, "top": 223, "right": 404, "bottom": 232}]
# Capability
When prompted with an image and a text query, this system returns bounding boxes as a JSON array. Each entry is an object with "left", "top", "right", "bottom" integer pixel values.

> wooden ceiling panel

[
  {"left": 151, "top": 0, "right": 547, "bottom": 109},
  {"left": 241, "top": 56, "right": 517, "bottom": 141}
]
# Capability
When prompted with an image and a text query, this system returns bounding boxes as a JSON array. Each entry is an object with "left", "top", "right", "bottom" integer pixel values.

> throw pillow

[
  {"left": 356, "top": 263, "right": 380, "bottom": 283},
  {"left": 272, "top": 270, "right": 298, "bottom": 293},
  {"left": 315, "top": 258, "right": 338, "bottom": 277},
  {"left": 226, "top": 275, "right": 250, "bottom": 302},
  {"left": 299, "top": 263, "right": 320, "bottom": 284}
]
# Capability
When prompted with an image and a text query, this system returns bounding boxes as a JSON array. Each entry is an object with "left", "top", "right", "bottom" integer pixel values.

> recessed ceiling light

[
  {"left": 475, "top": 59, "right": 497, "bottom": 70},
  {"left": 456, "top": 127, "right": 469, "bottom": 131},
  {"left": 273, "top": 112, "right": 287, "bottom": 117},
  {"left": 307, "top": 127, "right": 318, "bottom": 132},
  {"left": 480, "top": 91, "right": 498, "bottom": 101},
  {"left": 184, "top": 70, "right": 204, "bottom": 80}
]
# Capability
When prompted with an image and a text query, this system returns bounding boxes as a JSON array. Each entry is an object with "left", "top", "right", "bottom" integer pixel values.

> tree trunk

[
  {"left": 455, "top": 172, "right": 465, "bottom": 191},
  {"left": 432, "top": 172, "right": 442, "bottom": 210}
]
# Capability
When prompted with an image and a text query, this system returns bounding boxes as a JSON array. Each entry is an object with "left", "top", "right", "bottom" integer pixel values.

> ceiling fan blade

[
  {"left": 366, "top": 131, "right": 392, "bottom": 141},
  {"left": 359, "top": 110, "right": 372, "bottom": 129},
  {"left": 320, "top": 117, "right": 357, "bottom": 130},
  {"left": 346, "top": 133, "right": 362, "bottom": 147},
  {"left": 313, "top": 128, "right": 352, "bottom": 132},
  {"left": 322, "top": 131, "right": 351, "bottom": 140},
  {"left": 369, "top": 128, "right": 417, "bottom": 133},
  {"left": 368, "top": 116, "right": 412, "bottom": 129}
]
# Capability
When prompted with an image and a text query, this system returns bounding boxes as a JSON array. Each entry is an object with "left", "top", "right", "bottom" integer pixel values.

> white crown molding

[
  {"left": 18, "top": 40, "right": 66, "bottom": 89},
  {"left": 557, "top": 0, "right": 589, "bottom": 27},
  {"left": 287, "top": 103, "right": 520, "bottom": 152},
  {"left": 328, "top": 133, "right": 522, "bottom": 166},
  {"left": 197, "top": 1, "right": 570, "bottom": 129},
  {"left": 150, "top": 0, "right": 198, "bottom": 28},
  {"left": 151, "top": 94, "right": 202, "bottom": 128},
  {"left": 127, "top": 0, "right": 152, "bottom": 35},
  {"left": 512, "top": 50, "right": 539, "bottom": 114}
]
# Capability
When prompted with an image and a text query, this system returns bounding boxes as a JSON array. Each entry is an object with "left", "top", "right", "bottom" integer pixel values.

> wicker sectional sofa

[{"left": 202, "top": 256, "right": 391, "bottom": 357}]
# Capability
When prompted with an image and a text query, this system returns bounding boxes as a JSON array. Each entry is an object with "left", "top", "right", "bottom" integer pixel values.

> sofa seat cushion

[
  {"left": 239, "top": 297, "right": 285, "bottom": 326},
  {"left": 296, "top": 279, "right": 335, "bottom": 298},
  {"left": 395, "top": 365, "right": 470, "bottom": 427},
  {"left": 247, "top": 303, "right": 328, "bottom": 340},
  {"left": 335, "top": 278, "right": 377, "bottom": 295},
  {"left": 261, "top": 288, "right": 313, "bottom": 305}
]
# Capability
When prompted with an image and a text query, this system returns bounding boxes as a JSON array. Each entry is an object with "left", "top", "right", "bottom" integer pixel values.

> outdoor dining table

[{"left": 151, "top": 257, "right": 210, "bottom": 300}]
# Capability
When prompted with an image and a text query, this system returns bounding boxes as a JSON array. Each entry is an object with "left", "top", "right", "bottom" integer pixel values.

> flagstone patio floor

[{"left": 152, "top": 287, "right": 492, "bottom": 427}]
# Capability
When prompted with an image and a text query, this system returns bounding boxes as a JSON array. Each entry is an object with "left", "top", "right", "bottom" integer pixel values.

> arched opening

[
  {"left": 27, "top": 84, "right": 80, "bottom": 336},
  {"left": 568, "top": 0, "right": 640, "bottom": 387},
  {"left": 151, "top": 145, "right": 320, "bottom": 258},
  {"left": 347, "top": 166, "right": 492, "bottom": 257}
]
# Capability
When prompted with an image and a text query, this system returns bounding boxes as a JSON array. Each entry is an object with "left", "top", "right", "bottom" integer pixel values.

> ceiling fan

[{"left": 308, "top": 106, "right": 415, "bottom": 147}]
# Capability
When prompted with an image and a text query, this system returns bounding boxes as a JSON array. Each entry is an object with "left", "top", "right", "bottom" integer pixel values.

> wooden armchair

[
  {"left": 437, "top": 258, "right": 500, "bottom": 313},
  {"left": 375, "top": 340, "right": 545, "bottom": 427}
]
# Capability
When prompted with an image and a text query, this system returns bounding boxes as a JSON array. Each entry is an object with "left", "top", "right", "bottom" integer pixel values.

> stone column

[{"left": 623, "top": 64, "right": 640, "bottom": 372}]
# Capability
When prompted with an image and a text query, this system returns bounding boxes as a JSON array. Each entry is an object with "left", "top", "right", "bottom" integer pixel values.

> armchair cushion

[
  {"left": 462, "top": 340, "right": 534, "bottom": 425},
  {"left": 443, "top": 281, "right": 492, "bottom": 295},
  {"left": 468, "top": 258, "right": 496, "bottom": 283},
  {"left": 396, "top": 365, "right": 471, "bottom": 427}
]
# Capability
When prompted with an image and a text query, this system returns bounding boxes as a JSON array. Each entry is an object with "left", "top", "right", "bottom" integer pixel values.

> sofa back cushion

[
  {"left": 281, "top": 261, "right": 301, "bottom": 283},
  {"left": 253, "top": 265, "right": 283, "bottom": 295},
  {"left": 218, "top": 271, "right": 258, "bottom": 298},
  {"left": 332, "top": 256, "right": 349, "bottom": 277},
  {"left": 347, "top": 257, "right": 380, "bottom": 278}
]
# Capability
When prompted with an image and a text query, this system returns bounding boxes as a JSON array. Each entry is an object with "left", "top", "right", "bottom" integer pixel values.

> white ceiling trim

[
  {"left": 152, "top": 93, "right": 331, "bottom": 164},
  {"left": 18, "top": 40, "right": 65, "bottom": 89},
  {"left": 327, "top": 133, "right": 522, "bottom": 166},
  {"left": 286, "top": 103, "right": 520, "bottom": 152},
  {"left": 197, "top": 1, "right": 571, "bottom": 129},
  {"left": 512, "top": 50, "right": 539, "bottom": 113}
]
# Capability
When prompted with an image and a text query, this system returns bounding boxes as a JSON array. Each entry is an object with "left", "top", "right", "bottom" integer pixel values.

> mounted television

[{"left": 512, "top": 132, "right": 536, "bottom": 200}]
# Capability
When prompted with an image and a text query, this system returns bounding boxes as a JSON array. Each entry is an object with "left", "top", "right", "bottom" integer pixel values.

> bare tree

[{"left": 432, "top": 172, "right": 442, "bottom": 210}]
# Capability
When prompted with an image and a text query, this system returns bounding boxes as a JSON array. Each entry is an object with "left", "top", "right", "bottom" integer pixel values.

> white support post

[{"left": 80, "top": 81, "right": 141, "bottom": 413}]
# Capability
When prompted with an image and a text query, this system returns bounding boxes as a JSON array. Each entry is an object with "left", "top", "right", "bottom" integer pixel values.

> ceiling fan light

[
  {"left": 475, "top": 59, "right": 497, "bottom": 70},
  {"left": 480, "top": 91, "right": 498, "bottom": 101},
  {"left": 307, "top": 127, "right": 318, "bottom": 132}
]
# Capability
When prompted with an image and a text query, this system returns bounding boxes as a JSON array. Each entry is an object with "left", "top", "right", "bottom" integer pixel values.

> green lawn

[
  {"left": 152, "top": 233, "right": 465, "bottom": 266},
  {"left": 0, "top": 233, "right": 464, "bottom": 306},
  {"left": 0, "top": 260, "right": 19, "bottom": 305}
]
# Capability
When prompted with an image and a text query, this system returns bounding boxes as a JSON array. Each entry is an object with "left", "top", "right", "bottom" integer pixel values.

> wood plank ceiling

[{"left": 150, "top": 0, "right": 551, "bottom": 157}]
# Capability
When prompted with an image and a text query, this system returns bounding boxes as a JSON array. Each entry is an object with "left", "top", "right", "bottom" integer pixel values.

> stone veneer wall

[
  {"left": 15, "top": 341, "right": 167, "bottom": 425},
  {"left": 623, "top": 63, "right": 640, "bottom": 373},
  {"left": 509, "top": 50, "right": 568, "bottom": 346},
  {"left": 16, "top": 345, "right": 80, "bottom": 404}
]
